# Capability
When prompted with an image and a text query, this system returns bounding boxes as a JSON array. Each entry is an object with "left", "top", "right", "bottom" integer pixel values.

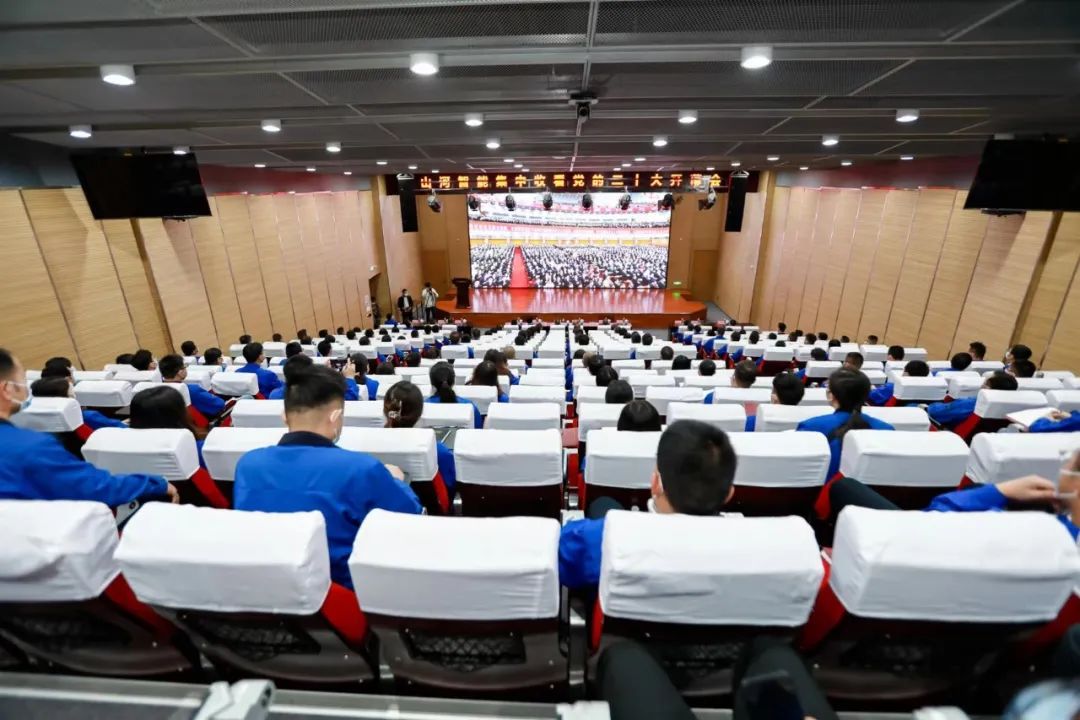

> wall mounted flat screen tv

[
  {"left": 965, "top": 139, "right": 1080, "bottom": 212},
  {"left": 70, "top": 152, "right": 212, "bottom": 219}
]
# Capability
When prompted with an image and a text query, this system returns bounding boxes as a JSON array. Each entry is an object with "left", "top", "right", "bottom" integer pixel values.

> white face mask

[{"left": 6, "top": 381, "right": 31, "bottom": 414}]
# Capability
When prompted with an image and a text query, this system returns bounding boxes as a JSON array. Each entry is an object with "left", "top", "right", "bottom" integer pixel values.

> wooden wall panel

[
  {"left": 247, "top": 195, "right": 296, "bottom": 337},
  {"left": 101, "top": 219, "right": 170, "bottom": 354},
  {"left": 0, "top": 190, "right": 77, "bottom": 369},
  {"left": 952, "top": 211, "right": 1054, "bottom": 359},
  {"left": 884, "top": 189, "right": 955, "bottom": 346},
  {"left": 834, "top": 190, "right": 887, "bottom": 338},
  {"left": 790, "top": 189, "right": 820, "bottom": 329},
  {"left": 799, "top": 190, "right": 839, "bottom": 330},
  {"left": 139, "top": 219, "right": 217, "bottom": 351},
  {"left": 314, "top": 193, "right": 349, "bottom": 329},
  {"left": 858, "top": 190, "right": 917, "bottom": 341},
  {"left": 272, "top": 194, "right": 317, "bottom": 334},
  {"left": 751, "top": 186, "right": 790, "bottom": 328},
  {"left": 691, "top": 250, "right": 718, "bottom": 305},
  {"left": 332, "top": 192, "right": 366, "bottom": 329},
  {"left": 814, "top": 189, "right": 860, "bottom": 335},
  {"left": 357, "top": 191, "right": 384, "bottom": 284},
  {"left": 1016, "top": 213, "right": 1080, "bottom": 363},
  {"left": 21, "top": 188, "right": 137, "bottom": 369},
  {"left": 379, "top": 189, "right": 425, "bottom": 305},
  {"left": 296, "top": 195, "right": 334, "bottom": 331},
  {"left": 185, "top": 199, "right": 239, "bottom": 348},
  {"left": 772, "top": 188, "right": 806, "bottom": 327},
  {"left": 1042, "top": 236, "right": 1080, "bottom": 374},
  {"left": 715, "top": 184, "right": 764, "bottom": 322},
  {"left": 216, "top": 195, "right": 272, "bottom": 339}
]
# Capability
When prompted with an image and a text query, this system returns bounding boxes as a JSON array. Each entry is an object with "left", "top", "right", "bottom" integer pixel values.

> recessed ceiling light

[
  {"left": 409, "top": 52, "right": 439, "bottom": 76},
  {"left": 553, "top": 156, "right": 566, "bottom": 160},
  {"left": 678, "top": 109, "right": 698, "bottom": 125},
  {"left": 504, "top": 158, "right": 515, "bottom": 163},
  {"left": 326, "top": 142, "right": 341, "bottom": 153},
  {"left": 254, "top": 163, "right": 266, "bottom": 168},
  {"left": 261, "top": 118, "right": 282, "bottom": 133},
  {"left": 705, "top": 166, "right": 715, "bottom": 171},
  {"left": 766, "top": 155, "right": 780, "bottom": 161},
  {"left": 288, "top": 190, "right": 296, "bottom": 194},
  {"left": 376, "top": 160, "right": 388, "bottom": 166},
  {"left": 408, "top": 164, "right": 418, "bottom": 170},
  {"left": 522, "top": 168, "right": 530, "bottom": 172},
  {"left": 622, "top": 162, "right": 632, "bottom": 167},
  {"left": 100, "top": 64, "right": 135, "bottom": 86},
  {"left": 613, "top": 166, "right": 621, "bottom": 171},
  {"left": 799, "top": 165, "right": 809, "bottom": 171},
  {"left": 465, "top": 112, "right": 484, "bottom": 127},
  {"left": 431, "top": 169, "right": 440, "bottom": 173},
  {"left": 822, "top": 134, "right": 839, "bottom": 147},
  {"left": 841, "top": 160, "right": 853, "bottom": 166},
  {"left": 306, "top": 167, "right": 316, "bottom": 172},
  {"left": 730, "top": 161, "right": 741, "bottom": 167},
  {"left": 68, "top": 124, "right": 92, "bottom": 139},
  {"left": 514, "top": 164, "right": 523, "bottom": 168},
  {"left": 172, "top": 146, "right": 189, "bottom": 156},
  {"left": 486, "top": 138, "right": 501, "bottom": 150},
  {"left": 344, "top": 171, "right": 352, "bottom": 175},
  {"left": 740, "top": 45, "right": 773, "bottom": 70},
  {"left": 900, "top": 155, "right": 915, "bottom": 161},
  {"left": 653, "top": 136, "right": 668, "bottom": 147},
  {"left": 896, "top": 109, "right": 919, "bottom": 123},
  {"left": 634, "top": 157, "right": 646, "bottom": 162}
]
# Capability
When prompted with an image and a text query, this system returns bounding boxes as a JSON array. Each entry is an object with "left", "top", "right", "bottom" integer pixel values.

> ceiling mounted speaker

[
  {"left": 427, "top": 193, "right": 441, "bottom": 213},
  {"left": 542, "top": 191, "right": 553, "bottom": 210},
  {"left": 467, "top": 194, "right": 480, "bottom": 211},
  {"left": 505, "top": 194, "right": 516, "bottom": 211},
  {"left": 581, "top": 193, "right": 593, "bottom": 210}
]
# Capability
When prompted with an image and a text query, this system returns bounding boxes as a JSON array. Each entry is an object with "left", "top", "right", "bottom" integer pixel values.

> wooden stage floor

[{"left": 434, "top": 288, "right": 706, "bottom": 326}]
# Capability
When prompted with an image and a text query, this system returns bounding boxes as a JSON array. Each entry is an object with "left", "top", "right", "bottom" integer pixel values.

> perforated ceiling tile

[
  {"left": 581, "top": 117, "right": 779, "bottom": 137},
  {"left": 14, "top": 128, "right": 225, "bottom": 149},
  {"left": 204, "top": 3, "right": 588, "bottom": 54},
  {"left": 595, "top": 0, "right": 997, "bottom": 43},
  {"left": 271, "top": 145, "right": 419, "bottom": 162},
  {"left": 290, "top": 70, "right": 577, "bottom": 106},
  {"left": 197, "top": 123, "right": 399, "bottom": 145},
  {"left": 0, "top": 84, "right": 86, "bottom": 116},
  {"left": 893, "top": 138, "right": 992, "bottom": 155},
  {"left": 958, "top": 0, "right": 1080, "bottom": 42},
  {"left": 778, "top": 115, "right": 984, "bottom": 136},
  {"left": 380, "top": 118, "right": 578, "bottom": 142},
  {"left": 866, "top": 59, "right": 1080, "bottom": 97},
  {"left": 732, "top": 139, "right": 903, "bottom": 156},
  {"left": 192, "top": 148, "right": 297, "bottom": 165}
]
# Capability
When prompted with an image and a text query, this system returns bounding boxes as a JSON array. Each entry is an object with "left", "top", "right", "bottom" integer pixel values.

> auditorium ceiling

[{"left": 0, "top": 0, "right": 1077, "bottom": 174}]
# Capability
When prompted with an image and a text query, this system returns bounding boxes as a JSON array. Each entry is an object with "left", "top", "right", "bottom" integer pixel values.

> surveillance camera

[{"left": 576, "top": 102, "right": 591, "bottom": 120}]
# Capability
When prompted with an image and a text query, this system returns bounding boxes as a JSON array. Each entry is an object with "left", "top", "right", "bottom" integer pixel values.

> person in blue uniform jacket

[
  {"left": 158, "top": 354, "right": 226, "bottom": 420},
  {"left": 745, "top": 372, "right": 804, "bottom": 431},
  {"left": 383, "top": 381, "right": 456, "bottom": 498},
  {"left": 233, "top": 364, "right": 421, "bottom": 589},
  {"left": 269, "top": 353, "right": 368, "bottom": 402},
  {"left": 29, "top": 377, "right": 128, "bottom": 431},
  {"left": 425, "top": 362, "right": 483, "bottom": 429},
  {"left": 0, "top": 348, "right": 178, "bottom": 505},
  {"left": 1028, "top": 410, "right": 1080, "bottom": 434},
  {"left": 485, "top": 349, "right": 519, "bottom": 388},
  {"left": 933, "top": 352, "right": 973, "bottom": 376},
  {"left": 797, "top": 369, "right": 894, "bottom": 478},
  {"left": 927, "top": 371, "right": 1017, "bottom": 429},
  {"left": 794, "top": 347, "right": 829, "bottom": 381},
  {"left": 466, "top": 361, "right": 509, "bottom": 403},
  {"left": 559, "top": 420, "right": 738, "bottom": 590},
  {"left": 129, "top": 385, "right": 208, "bottom": 469},
  {"left": 236, "top": 342, "right": 282, "bottom": 398},
  {"left": 868, "top": 359, "right": 930, "bottom": 406}
]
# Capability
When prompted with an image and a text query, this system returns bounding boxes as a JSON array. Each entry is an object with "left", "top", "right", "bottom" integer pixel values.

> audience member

[
  {"left": 267, "top": 354, "right": 314, "bottom": 400},
  {"left": 887, "top": 345, "right": 905, "bottom": 362},
  {"left": 744, "top": 372, "right": 805, "bottom": 431},
  {"left": 30, "top": 376, "right": 127, "bottom": 431},
  {"left": 927, "top": 371, "right": 1016, "bottom": 429},
  {"left": 180, "top": 340, "right": 199, "bottom": 362},
  {"left": 384, "top": 381, "right": 456, "bottom": 497},
  {"left": 427, "top": 362, "right": 482, "bottom": 428},
  {"left": 203, "top": 347, "right": 223, "bottom": 368},
  {"left": 731, "top": 359, "right": 757, "bottom": 389},
  {"left": 1011, "top": 358, "right": 1037, "bottom": 378},
  {"left": 595, "top": 366, "right": 619, "bottom": 388},
  {"left": 236, "top": 342, "right": 282, "bottom": 397},
  {"left": 467, "top": 361, "right": 508, "bottom": 402},
  {"left": 869, "top": 359, "right": 930, "bottom": 405},
  {"left": 968, "top": 341, "right": 987, "bottom": 362},
  {"left": 605, "top": 380, "right": 634, "bottom": 404},
  {"left": 159, "top": 354, "right": 225, "bottom": 421},
  {"left": 843, "top": 352, "right": 864, "bottom": 371},
  {"left": 797, "top": 369, "right": 893, "bottom": 478},
  {"left": 617, "top": 400, "right": 662, "bottom": 432},
  {"left": 660, "top": 346, "right": 674, "bottom": 361},
  {"left": 131, "top": 349, "right": 156, "bottom": 371},
  {"left": 129, "top": 385, "right": 206, "bottom": 467}
]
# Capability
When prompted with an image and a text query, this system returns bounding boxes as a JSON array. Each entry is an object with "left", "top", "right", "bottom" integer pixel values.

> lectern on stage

[{"left": 452, "top": 277, "right": 472, "bottom": 309}]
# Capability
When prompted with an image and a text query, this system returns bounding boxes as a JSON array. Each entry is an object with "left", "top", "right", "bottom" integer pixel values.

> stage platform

[{"left": 434, "top": 288, "right": 706, "bottom": 327}]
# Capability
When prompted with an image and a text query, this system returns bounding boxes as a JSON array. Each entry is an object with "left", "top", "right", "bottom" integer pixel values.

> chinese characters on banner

[{"left": 415, "top": 170, "right": 739, "bottom": 192}]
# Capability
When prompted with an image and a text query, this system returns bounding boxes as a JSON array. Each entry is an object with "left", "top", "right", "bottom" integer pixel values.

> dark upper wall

[
  {"left": 0, "top": 134, "right": 79, "bottom": 188},
  {"left": 774, "top": 156, "right": 981, "bottom": 191}
]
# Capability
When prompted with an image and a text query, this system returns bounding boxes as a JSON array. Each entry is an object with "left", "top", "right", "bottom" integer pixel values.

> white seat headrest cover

[
  {"left": 893, "top": 376, "right": 947, "bottom": 401},
  {"left": 202, "top": 427, "right": 286, "bottom": 481},
  {"left": 666, "top": 403, "right": 746, "bottom": 432},
  {"left": 337, "top": 427, "right": 437, "bottom": 481},
  {"left": 74, "top": 380, "right": 133, "bottom": 408},
  {"left": 229, "top": 399, "right": 286, "bottom": 428},
  {"left": 600, "top": 512, "right": 823, "bottom": 625},
  {"left": 484, "top": 402, "right": 561, "bottom": 430},
  {"left": 861, "top": 406, "right": 931, "bottom": 432},
  {"left": 454, "top": 429, "right": 562, "bottom": 487},
  {"left": 754, "top": 404, "right": 828, "bottom": 432},
  {"left": 211, "top": 372, "right": 259, "bottom": 397},
  {"left": 0, "top": 500, "right": 119, "bottom": 601},
  {"left": 509, "top": 385, "right": 566, "bottom": 412},
  {"left": 966, "top": 433, "right": 1080, "bottom": 485},
  {"left": 418, "top": 402, "right": 474, "bottom": 429},
  {"left": 132, "top": 381, "right": 191, "bottom": 406},
  {"left": 840, "top": 430, "right": 968, "bottom": 487},
  {"left": 350, "top": 510, "right": 559, "bottom": 621},
  {"left": 1047, "top": 390, "right": 1080, "bottom": 413},
  {"left": 115, "top": 504, "right": 330, "bottom": 614},
  {"left": 973, "top": 389, "right": 1048, "bottom": 419},
  {"left": 763, "top": 348, "right": 794, "bottom": 361},
  {"left": 1017, "top": 378, "right": 1065, "bottom": 392},
  {"left": 343, "top": 400, "right": 385, "bottom": 428},
  {"left": 806, "top": 361, "right": 841, "bottom": 379},
  {"left": 112, "top": 370, "right": 161, "bottom": 385},
  {"left": 585, "top": 429, "right": 662, "bottom": 489},
  {"left": 82, "top": 427, "right": 198, "bottom": 481},
  {"left": 831, "top": 507, "right": 1080, "bottom": 622},
  {"left": 11, "top": 397, "right": 83, "bottom": 432},
  {"left": 728, "top": 431, "right": 830, "bottom": 488}
]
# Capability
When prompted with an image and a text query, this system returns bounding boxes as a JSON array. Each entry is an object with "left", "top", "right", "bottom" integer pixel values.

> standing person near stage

[
  {"left": 421, "top": 282, "right": 439, "bottom": 323},
  {"left": 397, "top": 288, "right": 415, "bottom": 324}
]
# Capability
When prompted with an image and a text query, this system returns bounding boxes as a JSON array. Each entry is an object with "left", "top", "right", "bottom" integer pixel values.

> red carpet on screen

[{"left": 509, "top": 246, "right": 531, "bottom": 288}]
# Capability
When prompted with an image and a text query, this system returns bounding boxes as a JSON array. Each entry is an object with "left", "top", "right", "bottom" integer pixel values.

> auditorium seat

[
  {"left": 635, "top": 346, "right": 662, "bottom": 361},
  {"left": 337, "top": 427, "right": 447, "bottom": 515},
  {"left": 584, "top": 428, "right": 662, "bottom": 510},
  {"left": 753, "top": 404, "right": 827, "bottom": 431},
  {"left": 182, "top": 366, "right": 218, "bottom": 390},
  {"left": 115, "top": 503, "right": 376, "bottom": 689},
  {"left": 969, "top": 361, "right": 1005, "bottom": 373},
  {"left": 82, "top": 427, "right": 228, "bottom": 508},
  {"left": 73, "top": 380, "right": 133, "bottom": 413},
  {"left": 862, "top": 369, "right": 888, "bottom": 386},
  {"left": 132, "top": 381, "right": 191, "bottom": 406},
  {"left": 889, "top": 376, "right": 948, "bottom": 405},
  {"left": 1016, "top": 377, "right": 1065, "bottom": 393},
  {"left": 454, "top": 429, "right": 563, "bottom": 519},
  {"left": 759, "top": 347, "right": 794, "bottom": 375},
  {"left": 210, "top": 372, "right": 259, "bottom": 398},
  {"left": 595, "top": 511, "right": 823, "bottom": 699},
  {"left": 452, "top": 385, "right": 497, "bottom": 415},
  {"left": 666, "top": 402, "right": 746, "bottom": 431},
  {"left": 509, "top": 385, "right": 567, "bottom": 415},
  {"left": 262, "top": 342, "right": 287, "bottom": 358},
  {"left": 529, "top": 358, "right": 564, "bottom": 369},
  {"left": 902, "top": 348, "right": 929, "bottom": 362},
  {"left": 520, "top": 372, "right": 565, "bottom": 387},
  {"left": 644, "top": 386, "right": 705, "bottom": 416},
  {"left": 965, "top": 433, "right": 1080, "bottom": 487},
  {"left": 611, "top": 359, "right": 645, "bottom": 371},
  {"left": 1047, "top": 389, "right": 1080, "bottom": 412},
  {"left": 349, "top": 510, "right": 564, "bottom": 698},
  {"left": 803, "top": 507, "right": 1080, "bottom": 705},
  {"left": 861, "top": 406, "right": 931, "bottom": 432},
  {"left": 574, "top": 385, "right": 608, "bottom": 405},
  {"left": 202, "top": 427, "right": 286, "bottom": 488},
  {"left": 801, "top": 388, "right": 831, "bottom": 406},
  {"left": 397, "top": 367, "right": 429, "bottom": 380},
  {"left": 440, "top": 345, "right": 470, "bottom": 360},
  {"left": 805, "top": 361, "right": 842, "bottom": 384},
  {"left": 709, "top": 387, "right": 772, "bottom": 414},
  {"left": 577, "top": 403, "right": 627, "bottom": 444},
  {"left": 828, "top": 344, "right": 861, "bottom": 362},
  {"left": 484, "top": 402, "right": 561, "bottom": 431},
  {"left": 72, "top": 370, "right": 114, "bottom": 383},
  {"left": 946, "top": 374, "right": 984, "bottom": 400},
  {"left": 837, "top": 430, "right": 968, "bottom": 509},
  {"left": 112, "top": 369, "right": 161, "bottom": 385},
  {"left": 10, "top": 396, "right": 94, "bottom": 457},
  {"left": 953, "top": 389, "right": 1048, "bottom": 442},
  {"left": 683, "top": 374, "right": 734, "bottom": 389},
  {"left": 0, "top": 500, "right": 199, "bottom": 678},
  {"left": 628, "top": 374, "right": 675, "bottom": 399},
  {"left": 725, "top": 432, "right": 831, "bottom": 515},
  {"left": 230, "top": 399, "right": 286, "bottom": 428},
  {"left": 418, "top": 403, "right": 474, "bottom": 430}
]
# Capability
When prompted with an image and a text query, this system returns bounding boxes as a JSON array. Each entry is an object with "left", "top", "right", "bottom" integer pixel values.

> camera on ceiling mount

[{"left": 569, "top": 91, "right": 598, "bottom": 120}]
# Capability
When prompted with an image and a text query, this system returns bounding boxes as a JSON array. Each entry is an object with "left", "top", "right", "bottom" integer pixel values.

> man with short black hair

[
  {"left": 843, "top": 352, "right": 864, "bottom": 371},
  {"left": 180, "top": 340, "right": 199, "bottom": 362},
  {"left": 559, "top": 421, "right": 738, "bottom": 588},
  {"left": 234, "top": 365, "right": 421, "bottom": 588},
  {"left": 744, "top": 372, "right": 805, "bottom": 431},
  {"left": 159, "top": 353, "right": 226, "bottom": 420},
  {"left": 869, "top": 359, "right": 929, "bottom": 405},
  {"left": 698, "top": 359, "right": 716, "bottom": 377},
  {"left": 943, "top": 352, "right": 973, "bottom": 373},
  {"left": 285, "top": 341, "right": 303, "bottom": 359},
  {"left": 236, "top": 342, "right": 282, "bottom": 397},
  {"left": 1011, "top": 359, "right": 1037, "bottom": 378},
  {"left": 659, "top": 345, "right": 674, "bottom": 361},
  {"left": 927, "top": 371, "right": 1016, "bottom": 429},
  {"left": 731, "top": 359, "right": 757, "bottom": 389},
  {"left": 867, "top": 334, "right": 879, "bottom": 344},
  {"left": 1007, "top": 343, "right": 1032, "bottom": 365},
  {"left": 0, "top": 348, "right": 177, "bottom": 505},
  {"left": 887, "top": 345, "right": 905, "bottom": 362},
  {"left": 968, "top": 341, "right": 986, "bottom": 362}
]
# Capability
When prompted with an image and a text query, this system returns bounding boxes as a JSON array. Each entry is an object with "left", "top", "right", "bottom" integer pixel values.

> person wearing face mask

[
  {"left": 232, "top": 364, "right": 421, "bottom": 589},
  {"left": 0, "top": 348, "right": 178, "bottom": 505}
]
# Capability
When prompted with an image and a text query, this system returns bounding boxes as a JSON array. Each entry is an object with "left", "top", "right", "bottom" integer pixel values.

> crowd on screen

[
  {"left": 470, "top": 244, "right": 668, "bottom": 289},
  {"left": 470, "top": 245, "right": 514, "bottom": 288}
]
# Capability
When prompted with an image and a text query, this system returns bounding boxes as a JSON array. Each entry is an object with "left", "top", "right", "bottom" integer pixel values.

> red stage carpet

[
  {"left": 509, "top": 246, "right": 530, "bottom": 288},
  {"left": 435, "top": 288, "right": 706, "bottom": 326}
]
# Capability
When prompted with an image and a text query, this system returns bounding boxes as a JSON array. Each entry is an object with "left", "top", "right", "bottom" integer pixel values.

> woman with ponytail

[
  {"left": 797, "top": 368, "right": 893, "bottom": 478},
  {"left": 426, "top": 361, "right": 483, "bottom": 428},
  {"left": 384, "top": 381, "right": 456, "bottom": 498}
]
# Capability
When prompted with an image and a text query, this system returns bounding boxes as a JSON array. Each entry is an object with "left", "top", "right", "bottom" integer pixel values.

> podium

[{"left": 452, "top": 277, "right": 472, "bottom": 309}]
